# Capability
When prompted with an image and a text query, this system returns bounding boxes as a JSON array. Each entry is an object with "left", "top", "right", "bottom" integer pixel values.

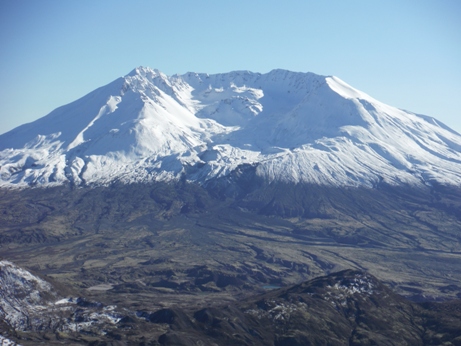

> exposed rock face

[
  {"left": 0, "top": 260, "right": 125, "bottom": 344},
  {"left": 0, "top": 260, "right": 58, "bottom": 331}
]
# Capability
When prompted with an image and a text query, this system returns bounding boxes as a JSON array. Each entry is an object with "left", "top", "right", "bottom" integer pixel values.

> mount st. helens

[
  {"left": 1, "top": 67, "right": 461, "bottom": 188},
  {"left": 2, "top": 68, "right": 461, "bottom": 344}
]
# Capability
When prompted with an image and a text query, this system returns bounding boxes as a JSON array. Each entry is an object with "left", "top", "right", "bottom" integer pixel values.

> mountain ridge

[
  {"left": 3, "top": 260, "right": 461, "bottom": 345},
  {"left": 1, "top": 67, "right": 461, "bottom": 188}
]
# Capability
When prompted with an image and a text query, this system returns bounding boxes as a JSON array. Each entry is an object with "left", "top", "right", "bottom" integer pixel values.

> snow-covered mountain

[{"left": 1, "top": 67, "right": 461, "bottom": 188}]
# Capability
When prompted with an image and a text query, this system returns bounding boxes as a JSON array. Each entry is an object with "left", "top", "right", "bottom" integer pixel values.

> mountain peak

[
  {"left": 1, "top": 67, "right": 461, "bottom": 188},
  {"left": 128, "top": 65, "right": 162, "bottom": 77},
  {"left": 124, "top": 66, "right": 171, "bottom": 93}
]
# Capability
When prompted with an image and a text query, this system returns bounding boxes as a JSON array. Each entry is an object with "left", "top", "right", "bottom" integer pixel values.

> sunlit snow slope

[{"left": 1, "top": 67, "right": 461, "bottom": 188}]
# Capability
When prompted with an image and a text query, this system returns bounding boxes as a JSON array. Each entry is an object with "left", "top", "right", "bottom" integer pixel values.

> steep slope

[
  {"left": 0, "top": 260, "right": 58, "bottom": 331},
  {"left": 0, "top": 260, "right": 134, "bottom": 345},
  {"left": 1, "top": 67, "right": 461, "bottom": 188}
]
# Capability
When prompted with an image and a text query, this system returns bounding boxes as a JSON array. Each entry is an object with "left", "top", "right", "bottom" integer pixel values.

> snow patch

[{"left": 0, "top": 335, "right": 21, "bottom": 346}]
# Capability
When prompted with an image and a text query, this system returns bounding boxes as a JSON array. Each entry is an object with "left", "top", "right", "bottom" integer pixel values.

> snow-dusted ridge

[
  {"left": 0, "top": 260, "right": 123, "bottom": 336},
  {"left": 1, "top": 67, "right": 461, "bottom": 188},
  {"left": 0, "top": 260, "right": 57, "bottom": 331}
]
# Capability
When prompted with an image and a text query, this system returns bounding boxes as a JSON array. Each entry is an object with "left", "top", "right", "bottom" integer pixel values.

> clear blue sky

[{"left": 1, "top": 0, "right": 460, "bottom": 135}]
